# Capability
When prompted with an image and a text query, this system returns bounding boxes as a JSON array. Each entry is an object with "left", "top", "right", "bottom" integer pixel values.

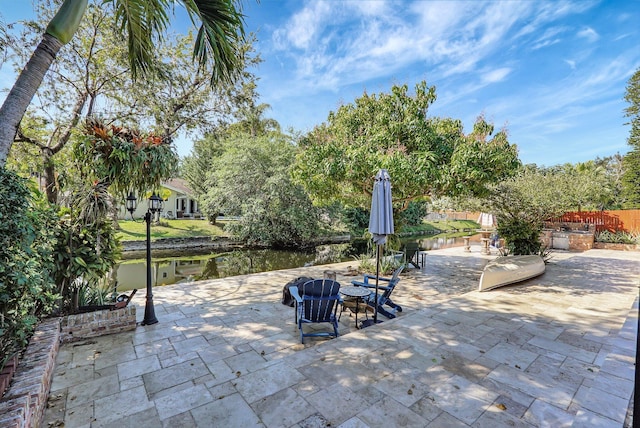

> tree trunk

[
  {"left": 42, "top": 148, "right": 58, "bottom": 203},
  {"left": 0, "top": 34, "right": 64, "bottom": 167}
]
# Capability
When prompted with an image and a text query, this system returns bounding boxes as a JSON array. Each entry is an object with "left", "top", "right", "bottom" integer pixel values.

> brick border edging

[
  {"left": 0, "top": 318, "right": 60, "bottom": 428},
  {"left": 0, "top": 306, "right": 137, "bottom": 427}
]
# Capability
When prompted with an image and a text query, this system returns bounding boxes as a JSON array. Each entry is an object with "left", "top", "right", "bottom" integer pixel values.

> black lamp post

[{"left": 126, "top": 191, "right": 164, "bottom": 326}]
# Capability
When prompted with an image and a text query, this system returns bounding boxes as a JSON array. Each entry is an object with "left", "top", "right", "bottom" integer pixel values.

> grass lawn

[
  {"left": 116, "top": 219, "right": 229, "bottom": 241},
  {"left": 117, "top": 218, "right": 481, "bottom": 242}
]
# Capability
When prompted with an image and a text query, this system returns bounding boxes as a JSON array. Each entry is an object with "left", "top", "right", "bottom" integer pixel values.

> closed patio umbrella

[
  {"left": 477, "top": 212, "right": 497, "bottom": 230},
  {"left": 367, "top": 169, "right": 394, "bottom": 326},
  {"left": 477, "top": 212, "right": 497, "bottom": 255}
]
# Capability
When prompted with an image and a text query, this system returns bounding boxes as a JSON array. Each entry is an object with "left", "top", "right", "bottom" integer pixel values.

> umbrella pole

[{"left": 374, "top": 244, "right": 380, "bottom": 324}]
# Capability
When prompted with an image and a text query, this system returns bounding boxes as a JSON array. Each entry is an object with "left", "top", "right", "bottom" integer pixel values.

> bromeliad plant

[
  {"left": 56, "top": 119, "right": 177, "bottom": 311},
  {"left": 74, "top": 118, "right": 178, "bottom": 201}
]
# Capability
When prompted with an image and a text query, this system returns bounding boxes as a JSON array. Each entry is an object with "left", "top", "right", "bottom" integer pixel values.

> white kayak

[{"left": 478, "top": 255, "right": 545, "bottom": 292}]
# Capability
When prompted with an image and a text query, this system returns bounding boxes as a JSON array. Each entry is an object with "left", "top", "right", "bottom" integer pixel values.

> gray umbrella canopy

[
  {"left": 369, "top": 169, "right": 394, "bottom": 245},
  {"left": 365, "top": 169, "right": 394, "bottom": 326}
]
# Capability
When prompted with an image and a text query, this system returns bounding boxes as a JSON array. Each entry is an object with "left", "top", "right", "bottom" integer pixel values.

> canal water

[{"left": 114, "top": 234, "right": 480, "bottom": 291}]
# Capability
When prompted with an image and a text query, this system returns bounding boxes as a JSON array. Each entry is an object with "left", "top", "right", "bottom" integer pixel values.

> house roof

[{"left": 162, "top": 178, "right": 193, "bottom": 196}]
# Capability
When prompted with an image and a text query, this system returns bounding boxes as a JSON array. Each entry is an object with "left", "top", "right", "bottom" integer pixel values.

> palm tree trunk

[{"left": 0, "top": 34, "right": 63, "bottom": 168}]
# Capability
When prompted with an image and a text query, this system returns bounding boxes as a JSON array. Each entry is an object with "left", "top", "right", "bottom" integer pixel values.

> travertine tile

[
  {"left": 142, "top": 358, "right": 210, "bottom": 396},
  {"left": 251, "top": 387, "right": 315, "bottom": 427},
  {"left": 234, "top": 361, "right": 305, "bottom": 403},
  {"left": 117, "top": 354, "right": 161, "bottom": 380},
  {"left": 41, "top": 248, "right": 639, "bottom": 427},
  {"left": 190, "top": 393, "right": 264, "bottom": 427},
  {"left": 93, "top": 386, "right": 154, "bottom": 424},
  {"left": 154, "top": 383, "right": 213, "bottom": 420},
  {"left": 358, "top": 396, "right": 428, "bottom": 427}
]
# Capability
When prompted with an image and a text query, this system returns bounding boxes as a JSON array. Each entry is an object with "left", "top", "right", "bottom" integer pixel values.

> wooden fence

[
  {"left": 432, "top": 210, "right": 640, "bottom": 233},
  {"left": 549, "top": 210, "right": 640, "bottom": 233}
]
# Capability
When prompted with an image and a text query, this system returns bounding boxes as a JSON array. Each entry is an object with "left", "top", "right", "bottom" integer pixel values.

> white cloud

[
  {"left": 482, "top": 68, "right": 512, "bottom": 84},
  {"left": 272, "top": 1, "right": 333, "bottom": 50},
  {"left": 577, "top": 26, "right": 600, "bottom": 42},
  {"left": 564, "top": 59, "right": 576, "bottom": 69}
]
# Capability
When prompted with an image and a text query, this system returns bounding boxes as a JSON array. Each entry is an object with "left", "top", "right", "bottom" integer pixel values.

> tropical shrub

[
  {"left": 52, "top": 215, "right": 121, "bottom": 311},
  {"left": 595, "top": 230, "right": 640, "bottom": 244},
  {"left": 0, "top": 169, "right": 59, "bottom": 368},
  {"left": 497, "top": 217, "right": 543, "bottom": 256},
  {"left": 396, "top": 201, "right": 428, "bottom": 228},
  {"left": 340, "top": 206, "right": 369, "bottom": 237}
]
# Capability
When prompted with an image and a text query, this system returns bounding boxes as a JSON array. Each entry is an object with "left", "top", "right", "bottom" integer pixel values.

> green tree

[
  {"left": 0, "top": 0, "right": 247, "bottom": 167},
  {"left": 552, "top": 161, "right": 612, "bottom": 211},
  {"left": 8, "top": 2, "right": 130, "bottom": 203},
  {"left": 227, "top": 81, "right": 281, "bottom": 137},
  {"left": 594, "top": 154, "right": 625, "bottom": 209},
  {"left": 182, "top": 79, "right": 276, "bottom": 223},
  {"left": 622, "top": 67, "right": 640, "bottom": 207},
  {"left": 293, "top": 81, "right": 521, "bottom": 211},
  {"left": 487, "top": 167, "right": 574, "bottom": 255},
  {"left": 7, "top": 2, "right": 255, "bottom": 207},
  {"left": 182, "top": 132, "right": 225, "bottom": 221},
  {"left": 197, "top": 130, "right": 323, "bottom": 248}
]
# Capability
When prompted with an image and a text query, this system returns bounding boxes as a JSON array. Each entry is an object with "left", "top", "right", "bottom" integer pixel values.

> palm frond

[
  {"left": 108, "top": 0, "right": 170, "bottom": 79},
  {"left": 182, "top": 0, "right": 246, "bottom": 85}
]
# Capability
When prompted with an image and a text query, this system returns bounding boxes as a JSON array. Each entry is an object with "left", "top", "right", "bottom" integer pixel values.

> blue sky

[
  {"left": 2, "top": 0, "right": 639, "bottom": 166},
  {"left": 242, "top": 0, "right": 640, "bottom": 166}
]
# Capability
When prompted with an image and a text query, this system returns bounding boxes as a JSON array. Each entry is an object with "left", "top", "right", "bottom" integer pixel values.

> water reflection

[{"left": 115, "top": 235, "right": 475, "bottom": 291}]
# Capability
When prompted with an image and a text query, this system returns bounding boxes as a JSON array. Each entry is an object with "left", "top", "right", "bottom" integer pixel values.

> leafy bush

[
  {"left": 226, "top": 179, "right": 322, "bottom": 249},
  {"left": 0, "top": 170, "right": 60, "bottom": 368},
  {"left": 595, "top": 230, "right": 640, "bottom": 244},
  {"left": 340, "top": 206, "right": 370, "bottom": 237},
  {"left": 497, "top": 217, "right": 543, "bottom": 256},
  {"left": 355, "top": 248, "right": 404, "bottom": 275},
  {"left": 396, "top": 201, "right": 427, "bottom": 227},
  {"left": 53, "top": 219, "right": 121, "bottom": 311}
]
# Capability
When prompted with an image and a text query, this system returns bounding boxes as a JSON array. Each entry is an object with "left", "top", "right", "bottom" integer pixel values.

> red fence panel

[{"left": 551, "top": 210, "right": 640, "bottom": 233}]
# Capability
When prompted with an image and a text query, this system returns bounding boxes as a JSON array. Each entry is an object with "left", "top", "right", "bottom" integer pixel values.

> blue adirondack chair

[
  {"left": 290, "top": 279, "right": 342, "bottom": 344},
  {"left": 350, "top": 265, "right": 404, "bottom": 319}
]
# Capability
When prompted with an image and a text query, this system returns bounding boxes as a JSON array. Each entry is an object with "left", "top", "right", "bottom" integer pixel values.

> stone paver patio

[{"left": 42, "top": 246, "right": 639, "bottom": 427}]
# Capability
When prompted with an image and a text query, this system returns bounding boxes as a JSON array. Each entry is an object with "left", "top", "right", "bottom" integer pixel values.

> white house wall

[{"left": 117, "top": 187, "right": 199, "bottom": 219}]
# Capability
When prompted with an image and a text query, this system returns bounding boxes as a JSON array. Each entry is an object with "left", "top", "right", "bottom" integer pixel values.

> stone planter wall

[
  {"left": 59, "top": 306, "right": 137, "bottom": 343},
  {"left": 540, "top": 230, "right": 595, "bottom": 251},
  {"left": 0, "top": 306, "right": 137, "bottom": 427},
  {"left": 593, "top": 242, "right": 640, "bottom": 251}
]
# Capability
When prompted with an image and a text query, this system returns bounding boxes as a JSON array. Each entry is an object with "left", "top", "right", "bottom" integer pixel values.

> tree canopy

[
  {"left": 622, "top": 67, "right": 640, "bottom": 207},
  {"left": 292, "top": 81, "right": 521, "bottom": 210},
  {"left": 486, "top": 167, "right": 574, "bottom": 255},
  {"left": 186, "top": 129, "right": 323, "bottom": 248},
  {"left": 0, "top": 0, "right": 247, "bottom": 167}
]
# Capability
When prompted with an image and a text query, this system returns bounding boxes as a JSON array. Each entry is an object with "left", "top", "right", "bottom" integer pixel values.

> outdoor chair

[
  {"left": 350, "top": 265, "right": 405, "bottom": 319},
  {"left": 403, "top": 242, "right": 422, "bottom": 269},
  {"left": 290, "top": 279, "right": 342, "bottom": 344}
]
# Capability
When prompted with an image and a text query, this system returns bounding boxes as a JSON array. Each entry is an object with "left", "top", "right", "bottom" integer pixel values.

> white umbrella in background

[
  {"left": 477, "top": 212, "right": 497, "bottom": 230},
  {"left": 477, "top": 212, "right": 497, "bottom": 255},
  {"left": 367, "top": 169, "right": 394, "bottom": 325}
]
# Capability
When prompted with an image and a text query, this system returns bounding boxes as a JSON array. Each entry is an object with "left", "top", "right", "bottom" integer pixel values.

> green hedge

[{"left": 0, "top": 169, "right": 59, "bottom": 368}]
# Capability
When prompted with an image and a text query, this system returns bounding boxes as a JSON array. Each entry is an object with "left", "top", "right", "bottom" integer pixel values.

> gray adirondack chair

[
  {"left": 290, "top": 279, "right": 341, "bottom": 344},
  {"left": 350, "top": 265, "right": 404, "bottom": 319}
]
